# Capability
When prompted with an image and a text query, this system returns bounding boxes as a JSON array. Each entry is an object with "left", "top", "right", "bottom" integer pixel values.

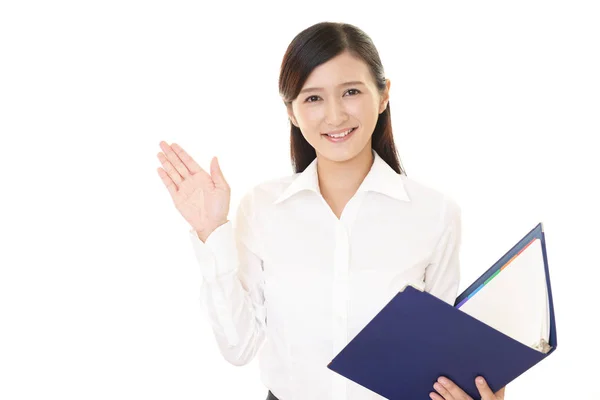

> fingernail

[
  {"left": 477, "top": 377, "right": 485, "bottom": 385},
  {"left": 438, "top": 377, "right": 449, "bottom": 385}
]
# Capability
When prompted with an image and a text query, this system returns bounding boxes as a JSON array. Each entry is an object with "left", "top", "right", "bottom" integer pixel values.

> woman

[{"left": 156, "top": 21, "right": 506, "bottom": 400}]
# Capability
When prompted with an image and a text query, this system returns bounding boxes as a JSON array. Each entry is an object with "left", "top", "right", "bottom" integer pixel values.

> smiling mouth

[{"left": 322, "top": 127, "right": 357, "bottom": 138}]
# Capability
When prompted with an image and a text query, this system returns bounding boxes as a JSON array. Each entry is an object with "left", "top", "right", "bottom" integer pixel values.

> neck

[{"left": 316, "top": 147, "right": 374, "bottom": 200}]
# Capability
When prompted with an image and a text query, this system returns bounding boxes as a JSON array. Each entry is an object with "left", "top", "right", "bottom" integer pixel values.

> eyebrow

[{"left": 299, "top": 81, "right": 365, "bottom": 95}]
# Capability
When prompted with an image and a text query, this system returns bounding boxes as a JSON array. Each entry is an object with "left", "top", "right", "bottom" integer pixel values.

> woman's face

[{"left": 287, "top": 51, "right": 390, "bottom": 163}]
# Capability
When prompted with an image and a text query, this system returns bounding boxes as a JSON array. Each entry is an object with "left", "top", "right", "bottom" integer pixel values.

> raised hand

[{"left": 156, "top": 141, "right": 230, "bottom": 241}]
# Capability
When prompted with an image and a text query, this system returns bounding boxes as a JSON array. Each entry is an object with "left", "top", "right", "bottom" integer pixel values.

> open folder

[{"left": 327, "top": 222, "right": 557, "bottom": 399}]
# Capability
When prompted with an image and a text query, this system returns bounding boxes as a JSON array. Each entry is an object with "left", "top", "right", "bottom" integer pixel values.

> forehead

[{"left": 302, "top": 52, "right": 371, "bottom": 87}]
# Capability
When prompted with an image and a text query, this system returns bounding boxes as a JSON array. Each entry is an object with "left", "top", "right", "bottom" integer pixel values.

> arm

[
  {"left": 188, "top": 190, "right": 266, "bottom": 366},
  {"left": 424, "top": 196, "right": 462, "bottom": 306},
  {"left": 426, "top": 201, "right": 509, "bottom": 399}
]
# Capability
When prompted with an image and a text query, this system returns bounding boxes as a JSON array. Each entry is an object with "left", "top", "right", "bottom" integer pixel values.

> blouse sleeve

[
  {"left": 188, "top": 189, "right": 267, "bottom": 366},
  {"left": 424, "top": 197, "right": 462, "bottom": 306}
]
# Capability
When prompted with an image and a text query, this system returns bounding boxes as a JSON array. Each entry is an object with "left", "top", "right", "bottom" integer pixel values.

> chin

[{"left": 316, "top": 147, "right": 363, "bottom": 164}]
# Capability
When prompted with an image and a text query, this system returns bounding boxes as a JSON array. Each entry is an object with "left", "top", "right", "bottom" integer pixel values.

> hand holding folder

[{"left": 327, "top": 223, "right": 557, "bottom": 399}]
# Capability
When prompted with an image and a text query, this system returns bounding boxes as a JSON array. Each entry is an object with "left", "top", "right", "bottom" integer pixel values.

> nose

[{"left": 324, "top": 97, "right": 348, "bottom": 126}]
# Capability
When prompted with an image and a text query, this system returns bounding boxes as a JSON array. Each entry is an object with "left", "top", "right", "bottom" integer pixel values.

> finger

[
  {"left": 475, "top": 377, "right": 496, "bottom": 400},
  {"left": 159, "top": 141, "right": 191, "bottom": 180},
  {"left": 495, "top": 386, "right": 506, "bottom": 398},
  {"left": 157, "top": 167, "right": 177, "bottom": 197},
  {"left": 171, "top": 142, "right": 207, "bottom": 176},
  {"left": 438, "top": 377, "right": 472, "bottom": 400},
  {"left": 157, "top": 152, "right": 183, "bottom": 186},
  {"left": 210, "top": 156, "right": 229, "bottom": 188},
  {"left": 429, "top": 391, "right": 446, "bottom": 400},
  {"left": 433, "top": 380, "right": 457, "bottom": 400}
]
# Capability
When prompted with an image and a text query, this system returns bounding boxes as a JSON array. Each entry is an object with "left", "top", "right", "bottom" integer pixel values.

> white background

[{"left": 1, "top": 1, "right": 598, "bottom": 399}]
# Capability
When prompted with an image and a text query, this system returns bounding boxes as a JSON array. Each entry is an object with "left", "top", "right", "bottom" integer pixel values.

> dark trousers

[{"left": 266, "top": 390, "right": 279, "bottom": 400}]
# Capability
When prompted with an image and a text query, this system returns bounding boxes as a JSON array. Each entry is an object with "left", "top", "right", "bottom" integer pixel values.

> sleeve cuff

[{"left": 188, "top": 221, "right": 239, "bottom": 280}]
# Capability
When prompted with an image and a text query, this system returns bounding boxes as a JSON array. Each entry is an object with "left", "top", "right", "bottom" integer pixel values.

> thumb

[
  {"left": 475, "top": 377, "right": 496, "bottom": 400},
  {"left": 210, "top": 156, "right": 228, "bottom": 188}
]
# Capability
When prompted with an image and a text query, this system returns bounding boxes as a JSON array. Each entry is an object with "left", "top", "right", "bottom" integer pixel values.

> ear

[
  {"left": 286, "top": 104, "right": 299, "bottom": 127},
  {"left": 379, "top": 79, "right": 391, "bottom": 114}
]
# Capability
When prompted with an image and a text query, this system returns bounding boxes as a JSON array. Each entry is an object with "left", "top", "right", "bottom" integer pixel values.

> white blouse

[{"left": 188, "top": 149, "right": 462, "bottom": 400}]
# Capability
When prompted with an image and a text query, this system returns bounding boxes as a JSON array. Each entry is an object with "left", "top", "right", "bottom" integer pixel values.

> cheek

[
  {"left": 296, "top": 109, "right": 324, "bottom": 138},
  {"left": 348, "top": 100, "right": 376, "bottom": 122},
  {"left": 303, "top": 107, "right": 324, "bottom": 124}
]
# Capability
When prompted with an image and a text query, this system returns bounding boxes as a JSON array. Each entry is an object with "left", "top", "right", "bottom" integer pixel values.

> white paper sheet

[{"left": 457, "top": 238, "right": 551, "bottom": 352}]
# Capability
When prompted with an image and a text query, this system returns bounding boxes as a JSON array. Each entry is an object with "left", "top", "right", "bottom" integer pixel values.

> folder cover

[{"left": 327, "top": 222, "right": 557, "bottom": 399}]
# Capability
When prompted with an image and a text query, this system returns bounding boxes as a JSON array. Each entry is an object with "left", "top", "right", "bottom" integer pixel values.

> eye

[{"left": 304, "top": 88, "right": 361, "bottom": 103}]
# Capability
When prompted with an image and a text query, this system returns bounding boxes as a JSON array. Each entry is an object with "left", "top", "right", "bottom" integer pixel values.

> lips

[
  {"left": 321, "top": 127, "right": 357, "bottom": 137},
  {"left": 322, "top": 127, "right": 357, "bottom": 142}
]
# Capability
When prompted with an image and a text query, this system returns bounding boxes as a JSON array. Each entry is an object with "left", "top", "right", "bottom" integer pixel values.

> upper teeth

[{"left": 328, "top": 128, "right": 354, "bottom": 138}]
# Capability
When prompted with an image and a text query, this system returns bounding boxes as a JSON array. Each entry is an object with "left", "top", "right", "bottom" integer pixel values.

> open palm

[{"left": 156, "top": 141, "right": 230, "bottom": 235}]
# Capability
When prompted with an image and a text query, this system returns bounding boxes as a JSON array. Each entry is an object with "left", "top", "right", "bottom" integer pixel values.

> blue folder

[{"left": 327, "top": 222, "right": 557, "bottom": 399}]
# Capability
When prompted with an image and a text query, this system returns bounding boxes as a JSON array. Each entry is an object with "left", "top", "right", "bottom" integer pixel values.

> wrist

[{"left": 195, "top": 220, "right": 229, "bottom": 243}]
